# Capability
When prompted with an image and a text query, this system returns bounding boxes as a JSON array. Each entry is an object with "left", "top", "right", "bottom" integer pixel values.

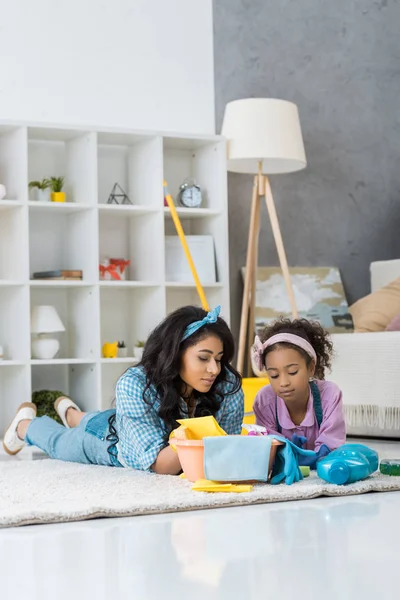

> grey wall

[{"left": 213, "top": 0, "right": 400, "bottom": 341}]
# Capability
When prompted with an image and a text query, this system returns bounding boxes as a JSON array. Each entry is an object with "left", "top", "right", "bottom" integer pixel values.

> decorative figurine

[{"left": 107, "top": 183, "right": 132, "bottom": 205}]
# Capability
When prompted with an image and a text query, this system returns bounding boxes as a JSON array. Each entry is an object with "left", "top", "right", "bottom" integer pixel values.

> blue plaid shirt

[{"left": 115, "top": 366, "right": 244, "bottom": 471}]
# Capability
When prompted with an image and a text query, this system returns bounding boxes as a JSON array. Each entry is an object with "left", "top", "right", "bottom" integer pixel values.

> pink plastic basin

[{"left": 172, "top": 438, "right": 282, "bottom": 483}]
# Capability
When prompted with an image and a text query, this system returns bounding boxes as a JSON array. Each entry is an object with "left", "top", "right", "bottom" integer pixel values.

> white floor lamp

[{"left": 221, "top": 98, "right": 307, "bottom": 375}]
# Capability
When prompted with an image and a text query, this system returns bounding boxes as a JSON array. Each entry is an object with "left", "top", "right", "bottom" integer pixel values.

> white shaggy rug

[{"left": 2, "top": 459, "right": 400, "bottom": 528}]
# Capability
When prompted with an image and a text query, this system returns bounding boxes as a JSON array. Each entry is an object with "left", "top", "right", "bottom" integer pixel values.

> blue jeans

[{"left": 25, "top": 409, "right": 122, "bottom": 467}]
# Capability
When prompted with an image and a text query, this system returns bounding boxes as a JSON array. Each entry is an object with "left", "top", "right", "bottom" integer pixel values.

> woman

[{"left": 3, "top": 305, "right": 244, "bottom": 475}]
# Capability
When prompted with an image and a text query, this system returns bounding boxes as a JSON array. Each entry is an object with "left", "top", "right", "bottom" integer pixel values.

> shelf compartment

[
  {"left": 164, "top": 207, "right": 222, "bottom": 218},
  {"left": 0, "top": 360, "right": 25, "bottom": 367},
  {"left": 27, "top": 201, "right": 91, "bottom": 214},
  {"left": 30, "top": 280, "right": 95, "bottom": 289},
  {"left": 29, "top": 208, "right": 97, "bottom": 281},
  {"left": 0, "top": 286, "right": 30, "bottom": 361},
  {"left": 31, "top": 363, "right": 100, "bottom": 414},
  {"left": 28, "top": 129, "right": 97, "bottom": 205},
  {"left": 97, "top": 135, "right": 163, "bottom": 208},
  {"left": 30, "top": 358, "right": 97, "bottom": 366},
  {"left": 99, "top": 280, "right": 160, "bottom": 289},
  {"left": 100, "top": 286, "right": 164, "bottom": 358},
  {"left": 0, "top": 205, "right": 28, "bottom": 280},
  {"left": 0, "top": 200, "right": 24, "bottom": 211},
  {"left": 30, "top": 286, "right": 99, "bottom": 360},
  {"left": 0, "top": 280, "right": 25, "bottom": 287},
  {"left": 99, "top": 211, "right": 164, "bottom": 282},
  {"left": 0, "top": 127, "right": 28, "bottom": 201},
  {"left": 98, "top": 204, "right": 158, "bottom": 217},
  {"left": 165, "top": 282, "right": 224, "bottom": 289},
  {"left": 0, "top": 365, "right": 31, "bottom": 429},
  {"left": 164, "top": 213, "right": 227, "bottom": 286},
  {"left": 101, "top": 357, "right": 139, "bottom": 365},
  {"left": 163, "top": 137, "right": 226, "bottom": 211}
]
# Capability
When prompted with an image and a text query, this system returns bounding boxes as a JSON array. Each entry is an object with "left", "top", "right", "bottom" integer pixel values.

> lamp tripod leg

[
  {"left": 247, "top": 188, "right": 260, "bottom": 376},
  {"left": 237, "top": 176, "right": 260, "bottom": 374},
  {"left": 264, "top": 176, "right": 298, "bottom": 319}
]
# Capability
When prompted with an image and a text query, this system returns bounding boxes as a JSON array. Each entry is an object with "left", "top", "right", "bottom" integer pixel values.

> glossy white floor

[{"left": 0, "top": 438, "right": 399, "bottom": 600}]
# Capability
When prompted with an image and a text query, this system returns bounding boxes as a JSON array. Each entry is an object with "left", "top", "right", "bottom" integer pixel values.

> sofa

[{"left": 330, "top": 259, "right": 400, "bottom": 438}]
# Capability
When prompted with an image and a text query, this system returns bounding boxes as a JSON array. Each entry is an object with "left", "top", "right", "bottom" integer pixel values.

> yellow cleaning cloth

[
  {"left": 176, "top": 416, "right": 227, "bottom": 438},
  {"left": 169, "top": 425, "right": 194, "bottom": 451},
  {"left": 192, "top": 479, "right": 253, "bottom": 493},
  {"left": 169, "top": 416, "right": 226, "bottom": 451}
]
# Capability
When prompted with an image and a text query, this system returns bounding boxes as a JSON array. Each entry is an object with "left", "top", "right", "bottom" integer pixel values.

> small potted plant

[
  {"left": 32, "top": 390, "right": 66, "bottom": 424},
  {"left": 133, "top": 340, "right": 145, "bottom": 361},
  {"left": 117, "top": 340, "right": 128, "bottom": 358},
  {"left": 50, "top": 176, "right": 66, "bottom": 203},
  {"left": 29, "top": 178, "right": 51, "bottom": 202}
]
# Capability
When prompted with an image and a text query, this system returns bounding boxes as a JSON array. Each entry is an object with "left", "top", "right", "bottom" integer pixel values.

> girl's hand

[{"left": 292, "top": 434, "right": 307, "bottom": 449}]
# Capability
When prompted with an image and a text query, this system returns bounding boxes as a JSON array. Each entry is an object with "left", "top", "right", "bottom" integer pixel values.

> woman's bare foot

[
  {"left": 65, "top": 407, "right": 87, "bottom": 428},
  {"left": 16, "top": 419, "right": 31, "bottom": 440}
]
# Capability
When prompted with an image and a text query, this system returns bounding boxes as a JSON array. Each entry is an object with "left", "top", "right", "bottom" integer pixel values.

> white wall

[{"left": 0, "top": 0, "right": 215, "bottom": 135}]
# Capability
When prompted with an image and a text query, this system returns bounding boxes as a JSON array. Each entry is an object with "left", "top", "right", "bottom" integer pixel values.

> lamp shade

[
  {"left": 221, "top": 98, "right": 307, "bottom": 175},
  {"left": 30, "top": 305, "right": 65, "bottom": 334}
]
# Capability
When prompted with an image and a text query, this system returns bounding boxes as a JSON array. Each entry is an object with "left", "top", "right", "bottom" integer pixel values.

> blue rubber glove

[
  {"left": 298, "top": 443, "right": 331, "bottom": 469},
  {"left": 269, "top": 435, "right": 317, "bottom": 485},
  {"left": 292, "top": 434, "right": 307, "bottom": 449}
]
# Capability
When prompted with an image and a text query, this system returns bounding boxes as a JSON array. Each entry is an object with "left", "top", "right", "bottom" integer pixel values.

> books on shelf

[{"left": 32, "top": 270, "right": 83, "bottom": 280}]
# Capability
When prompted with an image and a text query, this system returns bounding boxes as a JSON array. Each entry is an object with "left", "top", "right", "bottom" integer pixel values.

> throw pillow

[
  {"left": 386, "top": 312, "right": 400, "bottom": 331},
  {"left": 349, "top": 278, "right": 400, "bottom": 332}
]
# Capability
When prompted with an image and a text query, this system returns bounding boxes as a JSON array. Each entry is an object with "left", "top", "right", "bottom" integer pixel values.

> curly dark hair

[
  {"left": 260, "top": 318, "right": 333, "bottom": 379},
  {"left": 106, "top": 306, "right": 241, "bottom": 459},
  {"left": 140, "top": 305, "right": 241, "bottom": 435}
]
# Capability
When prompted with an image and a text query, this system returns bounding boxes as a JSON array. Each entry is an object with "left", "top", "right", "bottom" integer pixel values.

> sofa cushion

[
  {"left": 386, "top": 312, "right": 400, "bottom": 331},
  {"left": 349, "top": 278, "right": 400, "bottom": 332}
]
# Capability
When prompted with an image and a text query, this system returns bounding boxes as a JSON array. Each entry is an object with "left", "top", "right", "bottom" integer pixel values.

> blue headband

[{"left": 182, "top": 306, "right": 221, "bottom": 341}]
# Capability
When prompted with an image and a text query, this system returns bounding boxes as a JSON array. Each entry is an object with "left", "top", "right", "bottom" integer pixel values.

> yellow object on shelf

[
  {"left": 192, "top": 479, "right": 253, "bottom": 493},
  {"left": 51, "top": 192, "right": 66, "bottom": 202},
  {"left": 102, "top": 341, "right": 118, "bottom": 358},
  {"left": 242, "top": 377, "right": 269, "bottom": 424}
]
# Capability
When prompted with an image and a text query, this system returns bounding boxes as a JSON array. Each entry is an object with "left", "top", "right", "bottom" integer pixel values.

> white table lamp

[
  {"left": 31, "top": 305, "right": 66, "bottom": 360},
  {"left": 221, "top": 98, "right": 307, "bottom": 374}
]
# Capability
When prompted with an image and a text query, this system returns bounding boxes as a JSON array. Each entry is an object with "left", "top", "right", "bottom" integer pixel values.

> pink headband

[{"left": 251, "top": 333, "right": 317, "bottom": 372}]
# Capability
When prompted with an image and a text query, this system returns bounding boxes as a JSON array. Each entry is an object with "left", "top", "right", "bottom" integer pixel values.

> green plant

[
  {"left": 50, "top": 176, "right": 65, "bottom": 193},
  {"left": 31, "top": 390, "right": 66, "bottom": 424},
  {"left": 29, "top": 178, "right": 51, "bottom": 190},
  {"left": 117, "top": 340, "right": 126, "bottom": 348},
  {"left": 136, "top": 340, "right": 145, "bottom": 348}
]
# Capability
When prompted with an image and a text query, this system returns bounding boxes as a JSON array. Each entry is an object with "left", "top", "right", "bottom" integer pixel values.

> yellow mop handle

[{"left": 163, "top": 181, "right": 210, "bottom": 311}]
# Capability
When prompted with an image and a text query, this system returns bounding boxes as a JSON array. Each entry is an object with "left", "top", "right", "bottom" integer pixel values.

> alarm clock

[{"left": 177, "top": 179, "right": 202, "bottom": 208}]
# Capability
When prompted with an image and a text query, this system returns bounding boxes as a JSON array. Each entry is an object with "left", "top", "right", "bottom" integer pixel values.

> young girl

[
  {"left": 252, "top": 318, "right": 346, "bottom": 467},
  {"left": 3, "top": 305, "right": 244, "bottom": 475}
]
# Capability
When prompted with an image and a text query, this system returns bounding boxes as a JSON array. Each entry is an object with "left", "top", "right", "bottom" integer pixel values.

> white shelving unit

[{"left": 0, "top": 123, "right": 229, "bottom": 431}]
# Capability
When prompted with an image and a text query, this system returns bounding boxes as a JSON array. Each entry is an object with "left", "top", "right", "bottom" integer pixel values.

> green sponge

[{"left": 300, "top": 466, "right": 310, "bottom": 477}]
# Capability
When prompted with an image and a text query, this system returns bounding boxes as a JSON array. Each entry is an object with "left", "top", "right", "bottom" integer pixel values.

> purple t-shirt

[{"left": 253, "top": 379, "right": 346, "bottom": 451}]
